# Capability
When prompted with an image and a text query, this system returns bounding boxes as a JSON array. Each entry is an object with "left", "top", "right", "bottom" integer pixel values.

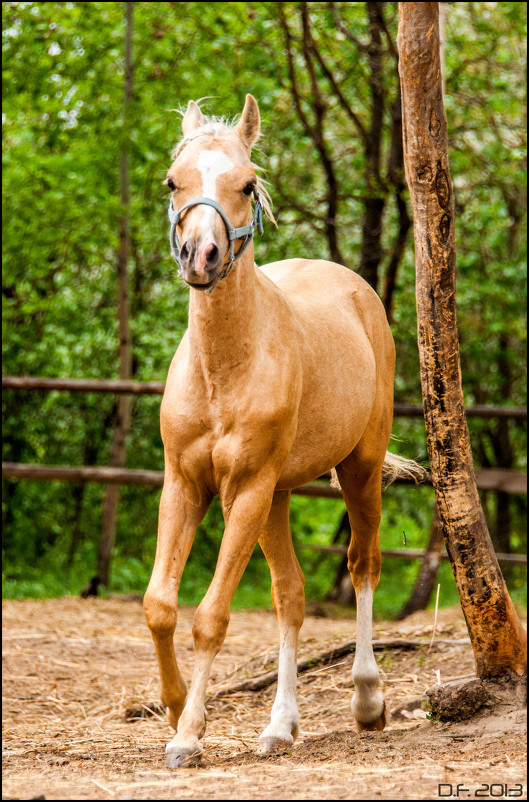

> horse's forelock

[{"left": 171, "top": 114, "right": 237, "bottom": 159}]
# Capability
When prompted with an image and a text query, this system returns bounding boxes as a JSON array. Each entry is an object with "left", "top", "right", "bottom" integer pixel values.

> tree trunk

[
  {"left": 381, "top": 190, "right": 410, "bottom": 322},
  {"left": 95, "top": 1, "right": 134, "bottom": 589},
  {"left": 396, "top": 505, "right": 443, "bottom": 620},
  {"left": 397, "top": 2, "right": 526, "bottom": 678},
  {"left": 357, "top": 2, "right": 386, "bottom": 293},
  {"left": 382, "top": 82, "right": 411, "bottom": 322}
]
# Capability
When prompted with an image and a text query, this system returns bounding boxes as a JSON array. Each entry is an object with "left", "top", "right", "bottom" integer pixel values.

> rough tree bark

[
  {"left": 95, "top": 1, "right": 134, "bottom": 590},
  {"left": 398, "top": 2, "right": 526, "bottom": 677}
]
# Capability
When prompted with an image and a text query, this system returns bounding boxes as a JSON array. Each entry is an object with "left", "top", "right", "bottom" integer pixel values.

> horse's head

[{"left": 166, "top": 94, "right": 264, "bottom": 292}]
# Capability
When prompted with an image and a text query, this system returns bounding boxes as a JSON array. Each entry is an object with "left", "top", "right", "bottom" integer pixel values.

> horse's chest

[
  {"left": 162, "top": 345, "right": 300, "bottom": 490},
  {"left": 221, "top": 396, "right": 302, "bottom": 485},
  {"left": 163, "top": 390, "right": 286, "bottom": 476}
]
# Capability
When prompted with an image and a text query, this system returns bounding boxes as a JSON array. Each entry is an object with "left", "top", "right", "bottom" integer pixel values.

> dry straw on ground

[{"left": 2, "top": 598, "right": 526, "bottom": 800}]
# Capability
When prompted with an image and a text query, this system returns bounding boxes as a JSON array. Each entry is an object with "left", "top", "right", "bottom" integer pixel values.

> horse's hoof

[
  {"left": 259, "top": 735, "right": 294, "bottom": 755},
  {"left": 355, "top": 701, "right": 386, "bottom": 732},
  {"left": 165, "top": 741, "right": 203, "bottom": 769}
]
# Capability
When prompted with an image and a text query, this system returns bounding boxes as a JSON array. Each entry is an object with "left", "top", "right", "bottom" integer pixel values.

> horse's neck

[{"left": 188, "top": 250, "right": 261, "bottom": 383}]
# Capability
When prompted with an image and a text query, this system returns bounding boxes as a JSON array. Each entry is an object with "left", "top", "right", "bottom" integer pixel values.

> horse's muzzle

[{"left": 179, "top": 239, "right": 223, "bottom": 288}]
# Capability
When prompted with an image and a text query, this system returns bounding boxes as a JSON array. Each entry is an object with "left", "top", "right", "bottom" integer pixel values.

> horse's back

[
  {"left": 261, "top": 256, "right": 364, "bottom": 281},
  {"left": 260, "top": 257, "right": 366, "bottom": 296},
  {"left": 259, "top": 258, "right": 391, "bottom": 345}
]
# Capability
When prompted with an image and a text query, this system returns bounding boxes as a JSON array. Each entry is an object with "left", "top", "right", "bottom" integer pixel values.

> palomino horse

[{"left": 144, "top": 95, "right": 425, "bottom": 767}]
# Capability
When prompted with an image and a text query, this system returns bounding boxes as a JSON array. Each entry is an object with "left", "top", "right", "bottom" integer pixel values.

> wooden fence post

[
  {"left": 398, "top": 2, "right": 526, "bottom": 678},
  {"left": 94, "top": 1, "right": 135, "bottom": 591}
]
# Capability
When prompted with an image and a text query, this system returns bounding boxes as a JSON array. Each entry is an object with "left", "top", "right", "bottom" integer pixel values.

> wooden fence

[
  {"left": 2, "top": 375, "right": 527, "bottom": 568},
  {"left": 1, "top": 461, "right": 527, "bottom": 498},
  {"left": 2, "top": 375, "right": 527, "bottom": 419}
]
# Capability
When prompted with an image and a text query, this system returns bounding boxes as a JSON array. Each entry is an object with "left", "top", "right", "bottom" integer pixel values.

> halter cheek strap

[{"left": 168, "top": 193, "right": 264, "bottom": 294}]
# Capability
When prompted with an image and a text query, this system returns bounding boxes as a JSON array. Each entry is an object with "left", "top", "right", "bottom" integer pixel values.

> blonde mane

[{"left": 171, "top": 109, "right": 276, "bottom": 226}]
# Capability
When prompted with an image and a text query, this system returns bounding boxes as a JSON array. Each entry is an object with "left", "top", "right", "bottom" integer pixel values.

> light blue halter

[{"left": 168, "top": 191, "right": 264, "bottom": 294}]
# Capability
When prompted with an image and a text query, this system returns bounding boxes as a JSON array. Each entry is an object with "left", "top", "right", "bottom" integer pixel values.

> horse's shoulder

[{"left": 161, "top": 333, "right": 204, "bottom": 419}]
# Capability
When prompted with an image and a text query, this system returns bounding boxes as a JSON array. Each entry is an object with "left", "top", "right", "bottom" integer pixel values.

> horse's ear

[
  {"left": 235, "top": 94, "right": 260, "bottom": 149},
  {"left": 182, "top": 100, "right": 204, "bottom": 137}
]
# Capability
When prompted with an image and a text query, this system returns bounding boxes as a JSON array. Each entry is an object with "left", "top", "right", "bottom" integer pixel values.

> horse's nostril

[
  {"left": 180, "top": 242, "right": 190, "bottom": 261},
  {"left": 207, "top": 244, "right": 219, "bottom": 264}
]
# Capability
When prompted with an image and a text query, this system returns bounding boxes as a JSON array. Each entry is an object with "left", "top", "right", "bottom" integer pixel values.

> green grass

[
  {"left": 3, "top": 487, "right": 526, "bottom": 622},
  {"left": 3, "top": 543, "right": 525, "bottom": 621}
]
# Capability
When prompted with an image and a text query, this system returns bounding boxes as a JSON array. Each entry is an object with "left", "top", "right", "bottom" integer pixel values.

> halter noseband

[{"left": 168, "top": 192, "right": 264, "bottom": 294}]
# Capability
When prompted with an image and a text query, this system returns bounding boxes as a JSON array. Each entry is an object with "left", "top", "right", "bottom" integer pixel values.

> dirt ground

[{"left": 2, "top": 597, "right": 526, "bottom": 800}]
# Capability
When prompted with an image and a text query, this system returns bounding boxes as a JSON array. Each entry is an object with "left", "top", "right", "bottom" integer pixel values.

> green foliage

[{"left": 2, "top": 3, "right": 526, "bottom": 612}]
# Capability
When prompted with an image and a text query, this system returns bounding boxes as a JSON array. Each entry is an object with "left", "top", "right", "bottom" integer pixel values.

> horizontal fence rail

[
  {"left": 300, "top": 543, "right": 526, "bottom": 567},
  {"left": 2, "top": 376, "right": 527, "bottom": 420},
  {"left": 2, "top": 462, "right": 527, "bottom": 496},
  {"left": 2, "top": 375, "right": 166, "bottom": 396}
]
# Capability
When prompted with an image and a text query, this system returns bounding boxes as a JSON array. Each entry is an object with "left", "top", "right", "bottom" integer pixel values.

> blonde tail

[
  {"left": 330, "top": 453, "right": 429, "bottom": 492},
  {"left": 381, "top": 451, "right": 430, "bottom": 489}
]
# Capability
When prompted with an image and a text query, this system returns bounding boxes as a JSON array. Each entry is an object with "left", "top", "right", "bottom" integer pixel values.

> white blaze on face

[{"left": 196, "top": 149, "right": 234, "bottom": 241}]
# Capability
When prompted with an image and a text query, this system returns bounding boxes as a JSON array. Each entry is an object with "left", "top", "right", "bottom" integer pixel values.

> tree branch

[
  {"left": 277, "top": 4, "right": 316, "bottom": 140},
  {"left": 300, "top": 3, "right": 345, "bottom": 264},
  {"left": 378, "top": 4, "right": 398, "bottom": 60},
  {"left": 308, "top": 27, "right": 368, "bottom": 143},
  {"left": 328, "top": 2, "right": 369, "bottom": 52}
]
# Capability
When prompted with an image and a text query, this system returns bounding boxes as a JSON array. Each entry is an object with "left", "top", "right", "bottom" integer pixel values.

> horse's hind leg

[
  {"left": 258, "top": 490, "right": 305, "bottom": 754},
  {"left": 335, "top": 452, "right": 386, "bottom": 731}
]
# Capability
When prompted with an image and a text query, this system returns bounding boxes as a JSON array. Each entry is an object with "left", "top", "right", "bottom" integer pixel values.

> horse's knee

[{"left": 143, "top": 590, "right": 177, "bottom": 637}]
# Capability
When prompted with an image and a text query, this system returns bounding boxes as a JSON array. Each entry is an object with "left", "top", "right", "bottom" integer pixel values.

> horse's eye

[
  {"left": 242, "top": 183, "right": 255, "bottom": 197},
  {"left": 166, "top": 177, "right": 177, "bottom": 192}
]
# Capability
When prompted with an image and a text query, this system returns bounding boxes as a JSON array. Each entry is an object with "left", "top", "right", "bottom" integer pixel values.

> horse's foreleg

[
  {"left": 165, "top": 476, "right": 277, "bottom": 768},
  {"left": 143, "top": 477, "right": 209, "bottom": 731},
  {"left": 258, "top": 490, "right": 305, "bottom": 753},
  {"left": 336, "top": 461, "right": 386, "bottom": 732}
]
